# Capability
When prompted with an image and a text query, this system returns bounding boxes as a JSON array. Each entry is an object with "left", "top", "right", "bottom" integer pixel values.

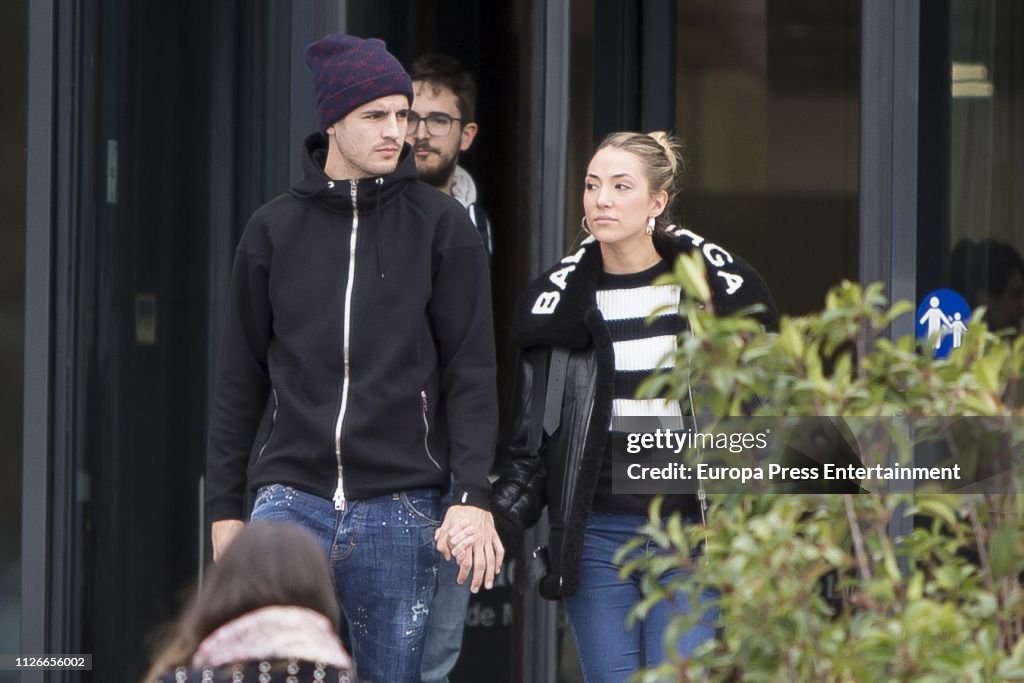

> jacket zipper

[
  {"left": 332, "top": 180, "right": 360, "bottom": 511},
  {"left": 560, "top": 374, "right": 595, "bottom": 590},
  {"left": 561, "top": 366, "right": 594, "bottom": 512},
  {"left": 420, "top": 390, "right": 442, "bottom": 470},
  {"left": 255, "top": 388, "right": 278, "bottom": 463}
]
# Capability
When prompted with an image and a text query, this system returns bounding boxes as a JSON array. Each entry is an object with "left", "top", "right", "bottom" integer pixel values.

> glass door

[
  {"left": 67, "top": 1, "right": 292, "bottom": 678},
  {"left": 919, "top": 0, "right": 1024, "bottom": 336},
  {"left": 557, "top": 1, "right": 861, "bottom": 679},
  {"left": 344, "top": 4, "right": 532, "bottom": 679},
  {"left": 72, "top": 1, "right": 216, "bottom": 678},
  {"left": 564, "top": 1, "right": 860, "bottom": 316}
]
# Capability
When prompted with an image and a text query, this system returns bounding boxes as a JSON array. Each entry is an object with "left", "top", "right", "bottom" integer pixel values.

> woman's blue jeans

[
  {"left": 250, "top": 484, "right": 441, "bottom": 683},
  {"left": 562, "top": 512, "right": 718, "bottom": 683}
]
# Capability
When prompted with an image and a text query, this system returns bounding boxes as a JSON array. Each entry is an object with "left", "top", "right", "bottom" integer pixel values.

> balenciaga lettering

[
  {"left": 530, "top": 228, "right": 745, "bottom": 316},
  {"left": 530, "top": 242, "right": 589, "bottom": 314}
]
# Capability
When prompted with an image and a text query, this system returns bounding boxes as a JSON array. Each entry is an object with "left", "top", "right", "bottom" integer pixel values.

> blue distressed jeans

[
  {"left": 250, "top": 484, "right": 441, "bottom": 683},
  {"left": 562, "top": 512, "right": 718, "bottom": 683}
]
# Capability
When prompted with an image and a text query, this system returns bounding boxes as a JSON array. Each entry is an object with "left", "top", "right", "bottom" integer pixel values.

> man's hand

[
  {"left": 434, "top": 506, "right": 504, "bottom": 593},
  {"left": 211, "top": 519, "right": 245, "bottom": 563}
]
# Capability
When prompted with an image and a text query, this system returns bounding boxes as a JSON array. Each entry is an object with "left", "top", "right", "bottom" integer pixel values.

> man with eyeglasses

[
  {"left": 407, "top": 53, "right": 492, "bottom": 259},
  {"left": 406, "top": 53, "right": 493, "bottom": 683}
]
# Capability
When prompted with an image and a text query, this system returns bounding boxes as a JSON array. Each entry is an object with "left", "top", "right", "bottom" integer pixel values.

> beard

[{"left": 414, "top": 143, "right": 459, "bottom": 190}]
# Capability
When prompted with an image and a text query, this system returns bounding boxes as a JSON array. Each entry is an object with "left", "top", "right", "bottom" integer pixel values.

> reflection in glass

[{"left": 944, "top": 0, "right": 1024, "bottom": 322}]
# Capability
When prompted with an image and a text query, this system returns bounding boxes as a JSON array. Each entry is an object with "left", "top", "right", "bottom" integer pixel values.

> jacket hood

[
  {"left": 512, "top": 226, "right": 778, "bottom": 350},
  {"left": 290, "top": 131, "right": 418, "bottom": 211},
  {"left": 450, "top": 165, "right": 478, "bottom": 208}
]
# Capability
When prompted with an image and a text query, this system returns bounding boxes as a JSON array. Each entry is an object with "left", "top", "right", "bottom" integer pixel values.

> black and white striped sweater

[
  {"left": 591, "top": 260, "right": 695, "bottom": 516},
  {"left": 596, "top": 262, "right": 687, "bottom": 432}
]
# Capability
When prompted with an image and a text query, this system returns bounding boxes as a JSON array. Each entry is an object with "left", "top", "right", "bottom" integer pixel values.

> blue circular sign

[{"left": 916, "top": 288, "right": 971, "bottom": 358}]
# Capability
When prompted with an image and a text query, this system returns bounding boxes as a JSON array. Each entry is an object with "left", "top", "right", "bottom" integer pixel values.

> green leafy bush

[{"left": 624, "top": 253, "right": 1024, "bottom": 682}]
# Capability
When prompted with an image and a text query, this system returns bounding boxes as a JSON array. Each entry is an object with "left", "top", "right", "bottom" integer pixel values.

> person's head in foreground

[{"left": 145, "top": 521, "right": 351, "bottom": 682}]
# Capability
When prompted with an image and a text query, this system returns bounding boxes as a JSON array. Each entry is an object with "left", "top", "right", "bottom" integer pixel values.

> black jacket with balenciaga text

[
  {"left": 491, "top": 228, "right": 778, "bottom": 600},
  {"left": 206, "top": 133, "right": 498, "bottom": 522}
]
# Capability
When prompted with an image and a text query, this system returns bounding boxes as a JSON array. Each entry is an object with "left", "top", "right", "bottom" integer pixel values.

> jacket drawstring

[{"left": 374, "top": 178, "right": 385, "bottom": 278}]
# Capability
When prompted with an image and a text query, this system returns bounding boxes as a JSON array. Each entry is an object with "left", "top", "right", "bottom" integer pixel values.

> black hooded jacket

[
  {"left": 206, "top": 133, "right": 498, "bottom": 522},
  {"left": 490, "top": 228, "right": 778, "bottom": 600}
]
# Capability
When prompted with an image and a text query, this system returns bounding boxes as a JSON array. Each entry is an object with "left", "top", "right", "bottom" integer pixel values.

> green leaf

[
  {"left": 908, "top": 570, "right": 924, "bottom": 601},
  {"left": 778, "top": 319, "right": 805, "bottom": 359},
  {"left": 912, "top": 498, "right": 961, "bottom": 530},
  {"left": 674, "top": 252, "right": 711, "bottom": 303},
  {"left": 973, "top": 357, "right": 1001, "bottom": 393},
  {"left": 990, "top": 523, "right": 1019, "bottom": 580}
]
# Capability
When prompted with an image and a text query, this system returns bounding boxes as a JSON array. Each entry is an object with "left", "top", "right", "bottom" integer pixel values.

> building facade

[{"left": 4, "top": 0, "right": 1022, "bottom": 681}]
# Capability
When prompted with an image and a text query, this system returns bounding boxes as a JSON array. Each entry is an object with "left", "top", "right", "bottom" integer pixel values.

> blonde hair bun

[{"left": 647, "top": 130, "right": 682, "bottom": 177}]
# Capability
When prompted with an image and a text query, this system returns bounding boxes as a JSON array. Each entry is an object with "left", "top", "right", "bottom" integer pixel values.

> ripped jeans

[{"left": 251, "top": 484, "right": 441, "bottom": 683}]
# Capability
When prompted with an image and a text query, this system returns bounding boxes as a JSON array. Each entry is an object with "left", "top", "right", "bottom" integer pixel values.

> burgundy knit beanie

[{"left": 304, "top": 34, "right": 413, "bottom": 133}]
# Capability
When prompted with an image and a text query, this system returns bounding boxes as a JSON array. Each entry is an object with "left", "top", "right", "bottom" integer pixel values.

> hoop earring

[
  {"left": 581, "top": 217, "right": 591, "bottom": 234},
  {"left": 646, "top": 217, "right": 655, "bottom": 236}
]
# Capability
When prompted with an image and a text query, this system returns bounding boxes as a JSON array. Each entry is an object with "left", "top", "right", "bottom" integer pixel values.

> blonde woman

[{"left": 491, "top": 132, "right": 777, "bottom": 681}]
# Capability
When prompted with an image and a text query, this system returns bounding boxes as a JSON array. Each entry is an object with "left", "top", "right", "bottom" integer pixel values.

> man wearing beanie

[{"left": 206, "top": 34, "right": 502, "bottom": 683}]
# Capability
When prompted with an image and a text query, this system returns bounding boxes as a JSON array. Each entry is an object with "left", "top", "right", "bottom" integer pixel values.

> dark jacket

[
  {"left": 207, "top": 133, "right": 498, "bottom": 522},
  {"left": 491, "top": 228, "right": 778, "bottom": 600}
]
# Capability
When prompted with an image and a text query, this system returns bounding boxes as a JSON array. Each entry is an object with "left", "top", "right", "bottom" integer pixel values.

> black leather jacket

[{"left": 491, "top": 228, "right": 778, "bottom": 600}]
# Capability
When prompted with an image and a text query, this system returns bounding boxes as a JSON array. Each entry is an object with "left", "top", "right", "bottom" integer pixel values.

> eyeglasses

[{"left": 406, "top": 112, "right": 462, "bottom": 137}]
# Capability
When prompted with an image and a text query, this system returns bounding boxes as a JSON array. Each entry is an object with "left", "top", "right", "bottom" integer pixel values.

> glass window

[
  {"left": 929, "top": 0, "right": 1024, "bottom": 335},
  {"left": 0, "top": 0, "right": 26, "bottom": 670},
  {"left": 674, "top": 0, "right": 861, "bottom": 315},
  {"left": 565, "top": 1, "right": 860, "bottom": 315}
]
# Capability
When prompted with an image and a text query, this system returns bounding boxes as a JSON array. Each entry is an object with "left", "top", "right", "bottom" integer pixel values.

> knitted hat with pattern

[{"left": 304, "top": 34, "right": 413, "bottom": 133}]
